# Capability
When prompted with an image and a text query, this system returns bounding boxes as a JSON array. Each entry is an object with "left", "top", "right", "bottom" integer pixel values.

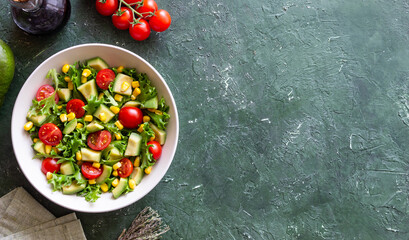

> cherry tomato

[
  {"left": 41, "top": 158, "right": 61, "bottom": 175},
  {"left": 95, "top": 0, "right": 118, "bottom": 16},
  {"left": 136, "top": 0, "right": 158, "bottom": 19},
  {"left": 123, "top": 0, "right": 140, "bottom": 5},
  {"left": 81, "top": 162, "right": 102, "bottom": 179},
  {"left": 66, "top": 99, "right": 85, "bottom": 118},
  {"left": 117, "top": 158, "right": 134, "bottom": 178},
  {"left": 39, "top": 123, "right": 63, "bottom": 146},
  {"left": 112, "top": 7, "right": 133, "bottom": 30},
  {"left": 87, "top": 130, "right": 111, "bottom": 151},
  {"left": 96, "top": 69, "right": 116, "bottom": 90},
  {"left": 149, "top": 9, "right": 171, "bottom": 32},
  {"left": 129, "top": 19, "right": 151, "bottom": 41},
  {"left": 36, "top": 84, "right": 59, "bottom": 103},
  {"left": 147, "top": 140, "right": 162, "bottom": 160},
  {"left": 118, "top": 106, "right": 143, "bottom": 128}
]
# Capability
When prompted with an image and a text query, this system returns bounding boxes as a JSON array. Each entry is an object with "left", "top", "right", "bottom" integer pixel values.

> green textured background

[{"left": 1, "top": 0, "right": 409, "bottom": 239}]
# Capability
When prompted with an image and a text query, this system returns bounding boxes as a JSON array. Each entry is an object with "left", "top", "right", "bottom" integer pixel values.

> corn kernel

[
  {"left": 33, "top": 138, "right": 39, "bottom": 143},
  {"left": 154, "top": 110, "right": 163, "bottom": 115},
  {"left": 117, "top": 66, "right": 124, "bottom": 73},
  {"left": 132, "top": 87, "right": 141, "bottom": 97},
  {"left": 84, "top": 115, "right": 93, "bottom": 122},
  {"left": 81, "top": 76, "right": 87, "bottom": 83},
  {"left": 100, "top": 183, "right": 109, "bottom": 192},
  {"left": 143, "top": 116, "right": 150, "bottom": 122},
  {"left": 76, "top": 151, "right": 82, "bottom": 161},
  {"left": 129, "top": 179, "right": 136, "bottom": 189},
  {"left": 45, "top": 145, "right": 52, "bottom": 154},
  {"left": 137, "top": 124, "right": 145, "bottom": 133},
  {"left": 98, "top": 92, "right": 104, "bottom": 100},
  {"left": 67, "top": 112, "right": 76, "bottom": 121},
  {"left": 149, "top": 136, "right": 155, "bottom": 141},
  {"left": 131, "top": 81, "right": 140, "bottom": 88},
  {"left": 110, "top": 106, "right": 120, "bottom": 114},
  {"left": 114, "top": 133, "right": 121, "bottom": 140},
  {"left": 130, "top": 95, "right": 136, "bottom": 100},
  {"left": 89, "top": 179, "right": 96, "bottom": 184},
  {"left": 147, "top": 108, "right": 156, "bottom": 112},
  {"left": 46, "top": 172, "right": 53, "bottom": 180},
  {"left": 114, "top": 94, "right": 123, "bottom": 102},
  {"left": 121, "top": 81, "right": 130, "bottom": 91},
  {"left": 24, "top": 121, "right": 33, "bottom": 131},
  {"left": 92, "top": 162, "right": 101, "bottom": 169},
  {"left": 112, "top": 178, "right": 119, "bottom": 187},
  {"left": 145, "top": 166, "right": 152, "bottom": 175},
  {"left": 134, "top": 157, "right": 140, "bottom": 167},
  {"left": 82, "top": 69, "right": 91, "bottom": 77},
  {"left": 112, "top": 170, "right": 118, "bottom": 177},
  {"left": 99, "top": 112, "right": 106, "bottom": 121},
  {"left": 57, "top": 105, "right": 63, "bottom": 109},
  {"left": 115, "top": 120, "right": 124, "bottom": 130},
  {"left": 64, "top": 76, "right": 70, "bottom": 82},
  {"left": 113, "top": 162, "right": 122, "bottom": 170},
  {"left": 68, "top": 81, "right": 74, "bottom": 90},
  {"left": 62, "top": 64, "right": 70, "bottom": 73},
  {"left": 76, "top": 123, "right": 83, "bottom": 129},
  {"left": 59, "top": 113, "right": 67, "bottom": 122}
]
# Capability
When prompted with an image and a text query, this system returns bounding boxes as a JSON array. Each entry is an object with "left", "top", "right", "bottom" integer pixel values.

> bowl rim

[{"left": 11, "top": 43, "right": 179, "bottom": 212}]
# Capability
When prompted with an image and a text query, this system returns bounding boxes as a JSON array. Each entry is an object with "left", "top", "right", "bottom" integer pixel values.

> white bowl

[{"left": 11, "top": 43, "right": 179, "bottom": 213}]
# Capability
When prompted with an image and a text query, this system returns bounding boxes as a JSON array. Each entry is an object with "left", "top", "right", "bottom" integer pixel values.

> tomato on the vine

[
  {"left": 129, "top": 19, "right": 151, "bottom": 41},
  {"left": 39, "top": 123, "right": 63, "bottom": 146},
  {"left": 135, "top": 0, "right": 158, "bottom": 19},
  {"left": 147, "top": 140, "right": 162, "bottom": 160},
  {"left": 41, "top": 158, "right": 61, "bottom": 175},
  {"left": 95, "top": 0, "right": 118, "bottom": 16},
  {"left": 112, "top": 7, "right": 133, "bottom": 30},
  {"left": 149, "top": 9, "right": 171, "bottom": 32}
]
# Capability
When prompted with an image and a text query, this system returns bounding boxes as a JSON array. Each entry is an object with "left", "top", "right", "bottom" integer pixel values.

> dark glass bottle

[{"left": 9, "top": 0, "right": 71, "bottom": 35}]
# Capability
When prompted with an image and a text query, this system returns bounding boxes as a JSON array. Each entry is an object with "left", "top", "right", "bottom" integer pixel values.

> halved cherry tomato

[
  {"left": 87, "top": 130, "right": 111, "bottom": 150},
  {"left": 118, "top": 106, "right": 143, "bottom": 128},
  {"left": 36, "top": 84, "right": 59, "bottom": 103},
  {"left": 41, "top": 158, "right": 61, "bottom": 175},
  {"left": 39, "top": 123, "right": 63, "bottom": 146},
  {"left": 135, "top": 0, "right": 157, "bottom": 19},
  {"left": 66, "top": 99, "right": 85, "bottom": 118},
  {"left": 95, "top": 0, "right": 118, "bottom": 16},
  {"left": 96, "top": 69, "right": 116, "bottom": 90},
  {"left": 149, "top": 9, "right": 171, "bottom": 32},
  {"left": 147, "top": 140, "right": 162, "bottom": 160},
  {"left": 129, "top": 19, "right": 151, "bottom": 41},
  {"left": 81, "top": 162, "right": 102, "bottom": 179},
  {"left": 112, "top": 7, "right": 133, "bottom": 30},
  {"left": 117, "top": 158, "right": 133, "bottom": 178}
]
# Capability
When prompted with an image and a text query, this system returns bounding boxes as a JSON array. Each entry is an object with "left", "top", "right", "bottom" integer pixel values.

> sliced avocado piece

[
  {"left": 130, "top": 167, "right": 144, "bottom": 185},
  {"left": 108, "top": 147, "right": 123, "bottom": 161},
  {"left": 60, "top": 161, "right": 75, "bottom": 175},
  {"left": 149, "top": 123, "right": 166, "bottom": 145},
  {"left": 86, "top": 121, "right": 104, "bottom": 133},
  {"left": 57, "top": 88, "right": 72, "bottom": 102},
  {"left": 62, "top": 180, "right": 87, "bottom": 195},
  {"left": 95, "top": 165, "right": 113, "bottom": 184},
  {"left": 27, "top": 113, "right": 47, "bottom": 126},
  {"left": 112, "top": 178, "right": 128, "bottom": 199},
  {"left": 77, "top": 80, "right": 98, "bottom": 100},
  {"left": 124, "top": 133, "right": 142, "bottom": 157},
  {"left": 86, "top": 57, "right": 109, "bottom": 71},
  {"left": 81, "top": 148, "right": 101, "bottom": 162},
  {"left": 112, "top": 73, "right": 133, "bottom": 96},
  {"left": 63, "top": 118, "right": 77, "bottom": 135},
  {"left": 142, "top": 97, "right": 158, "bottom": 109},
  {"left": 122, "top": 101, "right": 142, "bottom": 108},
  {"left": 33, "top": 141, "right": 45, "bottom": 154},
  {"left": 93, "top": 104, "right": 115, "bottom": 123}
]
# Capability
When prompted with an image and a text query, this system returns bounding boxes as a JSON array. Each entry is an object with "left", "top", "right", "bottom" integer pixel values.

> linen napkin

[{"left": 0, "top": 187, "right": 87, "bottom": 240}]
